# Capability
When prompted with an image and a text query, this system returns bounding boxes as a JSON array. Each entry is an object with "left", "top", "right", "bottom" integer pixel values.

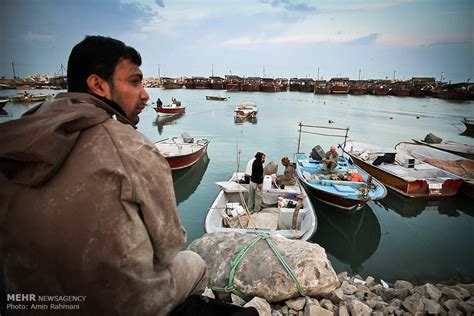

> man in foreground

[{"left": 0, "top": 35, "right": 207, "bottom": 315}]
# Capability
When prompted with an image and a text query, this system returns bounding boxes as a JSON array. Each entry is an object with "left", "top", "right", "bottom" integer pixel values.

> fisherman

[
  {"left": 276, "top": 156, "right": 296, "bottom": 188},
  {"left": 156, "top": 97, "right": 163, "bottom": 107},
  {"left": 322, "top": 145, "right": 339, "bottom": 174},
  {"left": 0, "top": 35, "right": 207, "bottom": 315},
  {"left": 242, "top": 156, "right": 256, "bottom": 184},
  {"left": 247, "top": 152, "right": 265, "bottom": 213}
]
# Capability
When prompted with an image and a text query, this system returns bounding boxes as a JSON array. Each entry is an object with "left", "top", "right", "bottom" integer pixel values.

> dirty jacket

[{"left": 0, "top": 93, "right": 186, "bottom": 315}]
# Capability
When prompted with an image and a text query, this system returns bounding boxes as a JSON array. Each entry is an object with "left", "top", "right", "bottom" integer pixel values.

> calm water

[{"left": 1, "top": 89, "right": 473, "bottom": 284}]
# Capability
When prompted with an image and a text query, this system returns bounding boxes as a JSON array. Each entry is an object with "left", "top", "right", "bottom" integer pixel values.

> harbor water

[{"left": 1, "top": 89, "right": 473, "bottom": 285}]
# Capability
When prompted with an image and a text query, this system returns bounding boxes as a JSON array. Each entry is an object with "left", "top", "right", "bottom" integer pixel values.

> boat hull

[
  {"left": 154, "top": 107, "right": 186, "bottom": 115},
  {"left": 346, "top": 152, "right": 462, "bottom": 198},
  {"left": 166, "top": 143, "right": 208, "bottom": 170},
  {"left": 301, "top": 182, "right": 366, "bottom": 213}
]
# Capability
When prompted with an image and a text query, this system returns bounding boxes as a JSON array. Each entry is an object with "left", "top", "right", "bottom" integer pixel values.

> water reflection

[
  {"left": 311, "top": 197, "right": 381, "bottom": 274},
  {"left": 172, "top": 153, "right": 210, "bottom": 204},
  {"left": 234, "top": 116, "right": 258, "bottom": 125},
  {"left": 0, "top": 109, "right": 7, "bottom": 116},
  {"left": 152, "top": 113, "right": 185, "bottom": 135},
  {"left": 375, "top": 190, "right": 473, "bottom": 218}
]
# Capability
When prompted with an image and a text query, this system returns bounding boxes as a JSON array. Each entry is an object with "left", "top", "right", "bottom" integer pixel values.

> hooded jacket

[
  {"left": 250, "top": 152, "right": 264, "bottom": 184},
  {"left": 0, "top": 93, "right": 186, "bottom": 315}
]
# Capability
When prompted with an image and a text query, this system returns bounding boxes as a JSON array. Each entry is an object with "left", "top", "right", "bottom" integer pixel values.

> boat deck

[{"left": 155, "top": 138, "right": 207, "bottom": 157}]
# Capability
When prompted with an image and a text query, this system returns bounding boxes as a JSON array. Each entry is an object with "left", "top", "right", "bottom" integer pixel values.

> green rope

[{"left": 212, "top": 232, "right": 306, "bottom": 301}]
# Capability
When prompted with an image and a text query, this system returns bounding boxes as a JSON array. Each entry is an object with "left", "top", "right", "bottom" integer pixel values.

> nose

[{"left": 140, "top": 86, "right": 149, "bottom": 101}]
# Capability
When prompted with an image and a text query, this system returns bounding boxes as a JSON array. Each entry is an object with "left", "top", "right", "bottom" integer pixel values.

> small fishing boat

[
  {"left": 154, "top": 133, "right": 209, "bottom": 170},
  {"left": 205, "top": 95, "right": 228, "bottom": 101},
  {"left": 461, "top": 118, "right": 474, "bottom": 137},
  {"left": 234, "top": 101, "right": 258, "bottom": 120},
  {"left": 9, "top": 93, "right": 49, "bottom": 103},
  {"left": 295, "top": 152, "right": 387, "bottom": 213},
  {"left": 343, "top": 141, "right": 463, "bottom": 198},
  {"left": 413, "top": 133, "right": 474, "bottom": 160},
  {"left": 154, "top": 100, "right": 186, "bottom": 116},
  {"left": 0, "top": 99, "right": 8, "bottom": 109},
  {"left": 396, "top": 142, "right": 474, "bottom": 198},
  {"left": 205, "top": 172, "right": 317, "bottom": 240}
]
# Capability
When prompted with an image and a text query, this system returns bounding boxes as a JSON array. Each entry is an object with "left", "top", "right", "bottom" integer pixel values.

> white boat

[
  {"left": 234, "top": 101, "right": 258, "bottom": 119},
  {"left": 154, "top": 133, "right": 209, "bottom": 170},
  {"left": 396, "top": 142, "right": 474, "bottom": 198},
  {"left": 205, "top": 172, "right": 317, "bottom": 240}
]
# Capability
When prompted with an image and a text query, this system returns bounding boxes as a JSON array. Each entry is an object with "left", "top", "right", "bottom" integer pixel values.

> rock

[
  {"left": 340, "top": 281, "right": 356, "bottom": 295},
  {"left": 323, "top": 288, "right": 344, "bottom": 304},
  {"left": 337, "top": 304, "right": 349, "bottom": 316},
  {"left": 320, "top": 299, "right": 333, "bottom": 312},
  {"left": 447, "top": 309, "right": 463, "bottom": 316},
  {"left": 347, "top": 299, "right": 372, "bottom": 316},
  {"left": 337, "top": 272, "right": 348, "bottom": 284},
  {"left": 244, "top": 296, "right": 272, "bottom": 316},
  {"left": 394, "top": 280, "right": 414, "bottom": 290},
  {"left": 365, "top": 276, "right": 375, "bottom": 287},
  {"left": 423, "top": 298, "right": 444, "bottom": 314},
  {"left": 353, "top": 278, "right": 365, "bottom": 285},
  {"left": 389, "top": 298, "right": 403, "bottom": 308},
  {"left": 305, "top": 296, "right": 320, "bottom": 307},
  {"left": 441, "top": 287, "right": 464, "bottom": 301},
  {"left": 371, "top": 312, "right": 383, "bottom": 316},
  {"left": 458, "top": 301, "right": 474, "bottom": 314},
  {"left": 272, "top": 310, "right": 284, "bottom": 316},
  {"left": 374, "top": 287, "right": 396, "bottom": 302},
  {"left": 365, "top": 299, "right": 379, "bottom": 309},
  {"left": 286, "top": 297, "right": 306, "bottom": 311},
  {"left": 231, "top": 293, "right": 246, "bottom": 306},
  {"left": 442, "top": 299, "right": 459, "bottom": 311},
  {"left": 202, "top": 287, "right": 215, "bottom": 299},
  {"left": 402, "top": 294, "right": 425, "bottom": 314},
  {"left": 304, "top": 304, "right": 333, "bottom": 316},
  {"left": 414, "top": 283, "right": 442, "bottom": 302},
  {"left": 188, "top": 233, "right": 338, "bottom": 302},
  {"left": 456, "top": 283, "right": 474, "bottom": 296},
  {"left": 449, "top": 285, "right": 471, "bottom": 299},
  {"left": 281, "top": 305, "right": 289, "bottom": 314}
]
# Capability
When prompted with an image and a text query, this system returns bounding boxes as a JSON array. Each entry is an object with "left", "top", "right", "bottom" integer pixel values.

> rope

[{"left": 212, "top": 232, "right": 306, "bottom": 301}]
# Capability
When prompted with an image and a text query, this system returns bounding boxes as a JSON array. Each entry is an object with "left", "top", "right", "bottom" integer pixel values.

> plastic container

[{"left": 263, "top": 175, "right": 272, "bottom": 190}]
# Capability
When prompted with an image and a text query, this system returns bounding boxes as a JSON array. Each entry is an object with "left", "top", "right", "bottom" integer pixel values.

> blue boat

[{"left": 295, "top": 152, "right": 387, "bottom": 214}]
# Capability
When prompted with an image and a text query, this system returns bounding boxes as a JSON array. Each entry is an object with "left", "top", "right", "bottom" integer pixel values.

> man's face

[{"left": 107, "top": 58, "right": 149, "bottom": 125}]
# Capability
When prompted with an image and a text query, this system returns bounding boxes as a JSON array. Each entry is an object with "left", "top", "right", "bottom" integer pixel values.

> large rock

[
  {"left": 414, "top": 283, "right": 442, "bottom": 302},
  {"left": 188, "top": 232, "right": 338, "bottom": 302},
  {"left": 244, "top": 297, "right": 271, "bottom": 316}
]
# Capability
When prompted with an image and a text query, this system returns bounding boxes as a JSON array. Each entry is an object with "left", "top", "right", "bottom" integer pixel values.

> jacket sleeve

[{"left": 117, "top": 128, "right": 186, "bottom": 268}]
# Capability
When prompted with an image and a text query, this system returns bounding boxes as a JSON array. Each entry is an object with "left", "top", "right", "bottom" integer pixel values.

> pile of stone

[{"left": 190, "top": 233, "right": 474, "bottom": 315}]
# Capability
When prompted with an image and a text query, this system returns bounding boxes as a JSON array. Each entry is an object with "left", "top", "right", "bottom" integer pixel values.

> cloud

[
  {"left": 23, "top": 32, "right": 53, "bottom": 41},
  {"left": 260, "top": 0, "right": 316, "bottom": 13},
  {"left": 154, "top": 0, "right": 164, "bottom": 8},
  {"left": 321, "top": 0, "right": 414, "bottom": 13},
  {"left": 346, "top": 33, "right": 379, "bottom": 45}
]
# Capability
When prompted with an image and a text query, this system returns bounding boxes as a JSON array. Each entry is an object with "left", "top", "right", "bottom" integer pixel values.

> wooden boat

[
  {"left": 154, "top": 133, "right": 209, "bottom": 170},
  {"left": 413, "top": 134, "right": 474, "bottom": 160},
  {"left": 461, "top": 118, "right": 474, "bottom": 137},
  {"left": 295, "top": 152, "right": 387, "bottom": 213},
  {"left": 259, "top": 78, "right": 280, "bottom": 92},
  {"left": 241, "top": 77, "right": 260, "bottom": 92},
  {"left": 161, "top": 77, "right": 183, "bottom": 89},
  {"left": 205, "top": 172, "right": 317, "bottom": 240},
  {"left": 209, "top": 76, "right": 225, "bottom": 89},
  {"left": 0, "top": 99, "right": 8, "bottom": 109},
  {"left": 396, "top": 142, "right": 474, "bottom": 198},
  {"left": 225, "top": 75, "right": 242, "bottom": 91},
  {"left": 343, "top": 141, "right": 463, "bottom": 198},
  {"left": 9, "top": 93, "right": 49, "bottom": 102},
  {"left": 314, "top": 81, "right": 331, "bottom": 94},
  {"left": 234, "top": 101, "right": 258, "bottom": 119},
  {"left": 205, "top": 95, "right": 228, "bottom": 101},
  {"left": 329, "top": 78, "right": 349, "bottom": 94},
  {"left": 154, "top": 101, "right": 186, "bottom": 116}
]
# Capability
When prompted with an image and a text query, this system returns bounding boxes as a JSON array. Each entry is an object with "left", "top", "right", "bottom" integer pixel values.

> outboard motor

[{"left": 310, "top": 145, "right": 325, "bottom": 161}]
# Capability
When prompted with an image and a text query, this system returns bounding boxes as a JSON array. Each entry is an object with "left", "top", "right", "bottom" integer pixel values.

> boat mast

[
  {"left": 211, "top": 64, "right": 214, "bottom": 77},
  {"left": 11, "top": 62, "right": 17, "bottom": 79}
]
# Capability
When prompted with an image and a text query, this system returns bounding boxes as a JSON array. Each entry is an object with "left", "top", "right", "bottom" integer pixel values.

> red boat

[
  {"left": 329, "top": 78, "right": 349, "bottom": 94},
  {"left": 210, "top": 76, "right": 225, "bottom": 89},
  {"left": 154, "top": 100, "right": 186, "bottom": 115},
  {"left": 155, "top": 134, "right": 210, "bottom": 170},
  {"left": 241, "top": 77, "right": 260, "bottom": 92}
]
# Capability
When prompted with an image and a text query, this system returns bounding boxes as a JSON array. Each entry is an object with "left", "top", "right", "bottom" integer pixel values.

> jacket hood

[
  {"left": 0, "top": 93, "right": 129, "bottom": 187},
  {"left": 254, "top": 152, "right": 264, "bottom": 161}
]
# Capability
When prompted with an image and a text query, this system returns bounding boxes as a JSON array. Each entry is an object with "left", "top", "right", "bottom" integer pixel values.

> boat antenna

[{"left": 297, "top": 121, "right": 303, "bottom": 154}]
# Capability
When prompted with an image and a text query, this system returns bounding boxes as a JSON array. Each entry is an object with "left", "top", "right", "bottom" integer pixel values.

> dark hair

[{"left": 67, "top": 35, "right": 142, "bottom": 92}]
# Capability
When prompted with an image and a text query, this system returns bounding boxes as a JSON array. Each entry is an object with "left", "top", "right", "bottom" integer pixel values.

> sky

[{"left": 0, "top": 0, "right": 472, "bottom": 82}]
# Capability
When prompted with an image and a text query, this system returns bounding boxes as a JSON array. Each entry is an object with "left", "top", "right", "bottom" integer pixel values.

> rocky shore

[
  {"left": 190, "top": 233, "right": 474, "bottom": 315},
  {"left": 203, "top": 274, "right": 474, "bottom": 315}
]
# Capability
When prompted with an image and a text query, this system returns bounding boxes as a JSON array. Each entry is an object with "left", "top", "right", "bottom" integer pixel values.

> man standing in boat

[
  {"left": 0, "top": 35, "right": 207, "bottom": 315},
  {"left": 322, "top": 145, "right": 339, "bottom": 174},
  {"left": 247, "top": 152, "right": 265, "bottom": 212}
]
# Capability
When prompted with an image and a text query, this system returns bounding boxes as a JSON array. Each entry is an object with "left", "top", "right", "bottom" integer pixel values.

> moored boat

[
  {"left": 329, "top": 78, "right": 349, "bottom": 94},
  {"left": 154, "top": 133, "right": 209, "bottom": 170},
  {"left": 154, "top": 99, "right": 186, "bottom": 115},
  {"left": 225, "top": 75, "right": 242, "bottom": 91},
  {"left": 205, "top": 95, "right": 228, "bottom": 101},
  {"left": 234, "top": 101, "right": 258, "bottom": 120},
  {"left": 461, "top": 118, "right": 474, "bottom": 137},
  {"left": 295, "top": 152, "right": 387, "bottom": 213},
  {"left": 9, "top": 93, "right": 49, "bottom": 103},
  {"left": 205, "top": 172, "right": 317, "bottom": 240},
  {"left": 395, "top": 142, "right": 474, "bottom": 198},
  {"left": 241, "top": 77, "right": 260, "bottom": 92},
  {"left": 161, "top": 77, "right": 183, "bottom": 89},
  {"left": 413, "top": 134, "right": 474, "bottom": 160},
  {"left": 343, "top": 141, "right": 463, "bottom": 198}
]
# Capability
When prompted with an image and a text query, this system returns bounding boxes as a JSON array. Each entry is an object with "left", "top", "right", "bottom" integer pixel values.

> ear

[{"left": 86, "top": 74, "right": 111, "bottom": 98}]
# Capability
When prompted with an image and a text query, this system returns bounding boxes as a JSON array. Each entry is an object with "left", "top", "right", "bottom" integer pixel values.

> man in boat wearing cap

[{"left": 322, "top": 145, "right": 339, "bottom": 174}]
